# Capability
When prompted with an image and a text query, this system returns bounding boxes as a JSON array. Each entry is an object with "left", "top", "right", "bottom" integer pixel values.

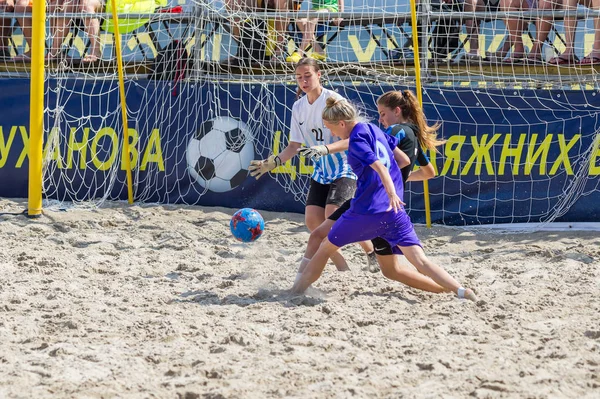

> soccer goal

[{"left": 5, "top": 0, "right": 598, "bottom": 225}]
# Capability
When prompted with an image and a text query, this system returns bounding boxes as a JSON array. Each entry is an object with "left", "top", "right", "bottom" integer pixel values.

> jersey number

[
  {"left": 312, "top": 128, "right": 324, "bottom": 142},
  {"left": 376, "top": 141, "right": 391, "bottom": 169}
]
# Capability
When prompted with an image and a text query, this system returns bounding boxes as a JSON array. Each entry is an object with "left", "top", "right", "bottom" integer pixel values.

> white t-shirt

[{"left": 289, "top": 88, "right": 356, "bottom": 184}]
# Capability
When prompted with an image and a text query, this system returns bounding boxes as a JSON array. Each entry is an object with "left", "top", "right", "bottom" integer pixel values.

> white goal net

[{"left": 0, "top": 0, "right": 597, "bottom": 224}]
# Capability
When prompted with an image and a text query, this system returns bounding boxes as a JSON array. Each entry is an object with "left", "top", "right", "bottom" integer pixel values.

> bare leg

[
  {"left": 500, "top": 0, "right": 527, "bottom": 60},
  {"left": 528, "top": 0, "right": 558, "bottom": 61},
  {"left": 399, "top": 245, "right": 477, "bottom": 301},
  {"left": 0, "top": 18, "right": 10, "bottom": 58},
  {"left": 576, "top": 0, "right": 600, "bottom": 61},
  {"left": 303, "top": 18, "right": 318, "bottom": 54},
  {"left": 324, "top": 204, "right": 349, "bottom": 271},
  {"left": 14, "top": 0, "right": 32, "bottom": 57},
  {"left": 292, "top": 238, "right": 339, "bottom": 293},
  {"left": 588, "top": 1, "right": 600, "bottom": 60},
  {"left": 464, "top": 0, "right": 483, "bottom": 57},
  {"left": 293, "top": 18, "right": 308, "bottom": 55},
  {"left": 305, "top": 204, "right": 348, "bottom": 271},
  {"left": 271, "top": 0, "right": 290, "bottom": 58},
  {"left": 223, "top": 0, "right": 250, "bottom": 39},
  {"left": 377, "top": 254, "right": 448, "bottom": 293},
  {"left": 81, "top": 0, "right": 102, "bottom": 62},
  {"left": 303, "top": 218, "right": 334, "bottom": 261},
  {"left": 48, "top": 0, "right": 78, "bottom": 59}
]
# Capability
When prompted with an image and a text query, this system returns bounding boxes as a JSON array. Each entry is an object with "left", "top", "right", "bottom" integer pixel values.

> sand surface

[{"left": 0, "top": 198, "right": 599, "bottom": 398}]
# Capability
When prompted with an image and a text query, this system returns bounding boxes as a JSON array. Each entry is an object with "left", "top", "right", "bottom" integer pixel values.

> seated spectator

[
  {"left": 538, "top": 0, "right": 600, "bottom": 64},
  {"left": 223, "top": 0, "right": 291, "bottom": 64},
  {"left": 13, "top": 0, "right": 166, "bottom": 62},
  {"left": 527, "top": 0, "right": 563, "bottom": 63},
  {"left": 14, "top": 0, "right": 79, "bottom": 61},
  {"left": 0, "top": 0, "right": 15, "bottom": 59},
  {"left": 462, "top": 0, "right": 501, "bottom": 62},
  {"left": 497, "top": 0, "right": 529, "bottom": 62},
  {"left": 286, "top": 0, "right": 343, "bottom": 63},
  {"left": 81, "top": 0, "right": 102, "bottom": 62},
  {"left": 87, "top": 0, "right": 169, "bottom": 63}
]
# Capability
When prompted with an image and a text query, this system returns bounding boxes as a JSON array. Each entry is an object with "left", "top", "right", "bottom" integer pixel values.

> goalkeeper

[{"left": 249, "top": 57, "right": 377, "bottom": 271}]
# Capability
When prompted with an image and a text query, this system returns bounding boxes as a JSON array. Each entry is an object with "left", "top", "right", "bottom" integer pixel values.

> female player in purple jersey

[
  {"left": 295, "top": 90, "right": 449, "bottom": 294},
  {"left": 291, "top": 97, "right": 477, "bottom": 301}
]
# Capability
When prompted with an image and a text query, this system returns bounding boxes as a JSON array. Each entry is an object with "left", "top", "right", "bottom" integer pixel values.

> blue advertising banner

[{"left": 0, "top": 78, "right": 598, "bottom": 224}]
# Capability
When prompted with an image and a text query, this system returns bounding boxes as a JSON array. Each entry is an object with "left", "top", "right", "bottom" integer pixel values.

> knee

[
  {"left": 81, "top": 0, "right": 101, "bottom": 13},
  {"left": 305, "top": 219, "right": 317, "bottom": 232},
  {"left": 377, "top": 256, "right": 397, "bottom": 278},
  {"left": 305, "top": 215, "right": 323, "bottom": 232},
  {"left": 308, "top": 226, "right": 328, "bottom": 244},
  {"left": 379, "top": 263, "right": 395, "bottom": 279},
  {"left": 14, "top": 0, "right": 29, "bottom": 13},
  {"left": 318, "top": 237, "right": 338, "bottom": 255}
]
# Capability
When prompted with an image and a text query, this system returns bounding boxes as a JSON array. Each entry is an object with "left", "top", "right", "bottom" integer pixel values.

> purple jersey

[{"left": 347, "top": 122, "right": 405, "bottom": 214}]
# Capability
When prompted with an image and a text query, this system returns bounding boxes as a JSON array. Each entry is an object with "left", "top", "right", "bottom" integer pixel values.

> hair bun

[{"left": 326, "top": 97, "right": 344, "bottom": 107}]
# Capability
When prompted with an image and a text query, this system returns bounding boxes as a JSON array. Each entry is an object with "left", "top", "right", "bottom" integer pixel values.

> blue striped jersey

[{"left": 289, "top": 88, "right": 356, "bottom": 184}]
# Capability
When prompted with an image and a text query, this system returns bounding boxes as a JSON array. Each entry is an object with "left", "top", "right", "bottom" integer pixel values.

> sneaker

[
  {"left": 286, "top": 51, "right": 303, "bottom": 63},
  {"left": 366, "top": 251, "right": 379, "bottom": 273},
  {"left": 310, "top": 52, "right": 326, "bottom": 61}
]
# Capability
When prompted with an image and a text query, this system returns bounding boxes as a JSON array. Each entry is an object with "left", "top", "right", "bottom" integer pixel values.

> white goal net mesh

[{"left": 0, "top": 0, "right": 597, "bottom": 224}]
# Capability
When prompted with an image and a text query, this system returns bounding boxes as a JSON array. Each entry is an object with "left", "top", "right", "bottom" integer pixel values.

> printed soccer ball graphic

[{"left": 186, "top": 116, "right": 254, "bottom": 193}]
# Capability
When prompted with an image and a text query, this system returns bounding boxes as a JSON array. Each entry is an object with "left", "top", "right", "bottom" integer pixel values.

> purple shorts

[{"left": 328, "top": 210, "right": 421, "bottom": 250}]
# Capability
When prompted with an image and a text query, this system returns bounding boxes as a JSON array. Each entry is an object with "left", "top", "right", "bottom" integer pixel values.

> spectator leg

[
  {"left": 81, "top": 0, "right": 103, "bottom": 62},
  {"left": 549, "top": 0, "right": 579, "bottom": 63},
  {"left": 14, "top": 0, "right": 32, "bottom": 58},
  {"left": 528, "top": 0, "right": 559, "bottom": 61}
]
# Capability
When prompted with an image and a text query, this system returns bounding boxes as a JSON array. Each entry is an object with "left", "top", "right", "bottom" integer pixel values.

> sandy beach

[{"left": 0, "top": 198, "right": 598, "bottom": 398}]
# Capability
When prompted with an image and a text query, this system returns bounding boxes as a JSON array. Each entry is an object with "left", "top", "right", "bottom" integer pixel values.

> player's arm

[
  {"left": 407, "top": 163, "right": 435, "bottom": 182},
  {"left": 298, "top": 138, "right": 348, "bottom": 159},
  {"left": 250, "top": 110, "right": 304, "bottom": 179},
  {"left": 249, "top": 141, "right": 302, "bottom": 179},
  {"left": 370, "top": 160, "right": 404, "bottom": 212},
  {"left": 393, "top": 147, "right": 410, "bottom": 169},
  {"left": 324, "top": 138, "right": 349, "bottom": 154},
  {"left": 278, "top": 141, "right": 302, "bottom": 163},
  {"left": 407, "top": 149, "right": 435, "bottom": 182},
  {"left": 385, "top": 132, "right": 410, "bottom": 169}
]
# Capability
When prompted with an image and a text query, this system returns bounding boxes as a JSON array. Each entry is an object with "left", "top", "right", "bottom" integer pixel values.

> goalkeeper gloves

[
  {"left": 248, "top": 155, "right": 282, "bottom": 179},
  {"left": 297, "top": 145, "right": 329, "bottom": 160}
]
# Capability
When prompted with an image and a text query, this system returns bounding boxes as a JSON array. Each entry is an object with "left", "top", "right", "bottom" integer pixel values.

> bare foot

[
  {"left": 82, "top": 54, "right": 100, "bottom": 63},
  {"left": 464, "top": 288, "right": 478, "bottom": 302}
]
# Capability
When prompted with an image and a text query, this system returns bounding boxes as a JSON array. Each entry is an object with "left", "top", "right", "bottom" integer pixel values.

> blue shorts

[{"left": 328, "top": 210, "right": 421, "bottom": 250}]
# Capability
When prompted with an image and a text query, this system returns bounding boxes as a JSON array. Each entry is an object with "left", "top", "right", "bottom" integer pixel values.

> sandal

[
  {"left": 526, "top": 54, "right": 544, "bottom": 64},
  {"left": 547, "top": 54, "right": 578, "bottom": 65},
  {"left": 82, "top": 54, "right": 100, "bottom": 63},
  {"left": 503, "top": 56, "right": 524, "bottom": 65},
  {"left": 580, "top": 55, "right": 600, "bottom": 65}
]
